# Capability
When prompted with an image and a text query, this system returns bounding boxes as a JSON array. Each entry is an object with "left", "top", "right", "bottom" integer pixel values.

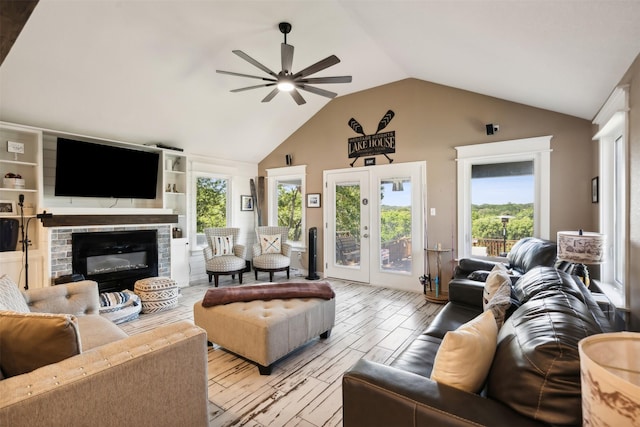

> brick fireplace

[{"left": 49, "top": 225, "right": 171, "bottom": 287}]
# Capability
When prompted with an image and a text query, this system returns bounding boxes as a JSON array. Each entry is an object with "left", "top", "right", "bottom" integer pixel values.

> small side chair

[
  {"left": 203, "top": 227, "right": 247, "bottom": 287},
  {"left": 252, "top": 226, "right": 292, "bottom": 282}
]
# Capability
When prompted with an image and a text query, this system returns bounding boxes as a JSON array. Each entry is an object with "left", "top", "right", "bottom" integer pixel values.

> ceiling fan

[{"left": 216, "top": 22, "right": 352, "bottom": 105}]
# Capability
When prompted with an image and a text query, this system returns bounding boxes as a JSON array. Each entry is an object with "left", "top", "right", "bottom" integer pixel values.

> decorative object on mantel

[
  {"left": 557, "top": 229, "right": 606, "bottom": 288},
  {"left": 579, "top": 332, "right": 640, "bottom": 426},
  {"left": 347, "top": 110, "right": 395, "bottom": 166}
]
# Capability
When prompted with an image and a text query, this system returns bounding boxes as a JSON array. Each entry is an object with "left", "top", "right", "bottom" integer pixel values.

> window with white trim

[
  {"left": 593, "top": 85, "right": 628, "bottom": 309},
  {"left": 266, "top": 165, "right": 306, "bottom": 247},
  {"left": 456, "top": 136, "right": 552, "bottom": 259}
]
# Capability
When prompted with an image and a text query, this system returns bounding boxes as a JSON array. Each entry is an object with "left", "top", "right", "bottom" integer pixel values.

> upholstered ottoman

[
  {"left": 134, "top": 277, "right": 179, "bottom": 314},
  {"left": 193, "top": 282, "right": 335, "bottom": 374}
]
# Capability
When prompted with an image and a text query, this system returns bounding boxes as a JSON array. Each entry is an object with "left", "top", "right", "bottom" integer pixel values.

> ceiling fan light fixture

[{"left": 277, "top": 80, "right": 295, "bottom": 92}]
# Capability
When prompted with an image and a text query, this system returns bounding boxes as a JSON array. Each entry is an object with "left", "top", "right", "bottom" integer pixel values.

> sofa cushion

[
  {"left": 0, "top": 310, "right": 81, "bottom": 377},
  {"left": 76, "top": 314, "right": 128, "bottom": 351},
  {"left": 390, "top": 333, "right": 443, "bottom": 379},
  {"left": 486, "top": 289, "right": 605, "bottom": 425},
  {"left": 430, "top": 310, "right": 498, "bottom": 393},
  {"left": 0, "top": 274, "right": 29, "bottom": 313},
  {"left": 506, "top": 237, "right": 557, "bottom": 274},
  {"left": 513, "top": 266, "right": 586, "bottom": 304}
]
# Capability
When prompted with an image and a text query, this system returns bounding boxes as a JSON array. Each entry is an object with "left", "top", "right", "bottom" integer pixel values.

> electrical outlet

[
  {"left": 430, "top": 208, "right": 436, "bottom": 216},
  {"left": 7, "top": 141, "right": 24, "bottom": 154}
]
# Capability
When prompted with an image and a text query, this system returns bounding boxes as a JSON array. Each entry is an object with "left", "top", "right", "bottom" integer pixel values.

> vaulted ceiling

[{"left": 1, "top": 1, "right": 639, "bottom": 163}]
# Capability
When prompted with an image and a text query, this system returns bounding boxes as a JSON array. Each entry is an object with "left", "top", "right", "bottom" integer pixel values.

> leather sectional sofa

[{"left": 343, "top": 242, "right": 613, "bottom": 426}]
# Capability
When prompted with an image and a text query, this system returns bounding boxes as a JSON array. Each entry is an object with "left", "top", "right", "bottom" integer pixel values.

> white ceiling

[{"left": 1, "top": 0, "right": 639, "bottom": 163}]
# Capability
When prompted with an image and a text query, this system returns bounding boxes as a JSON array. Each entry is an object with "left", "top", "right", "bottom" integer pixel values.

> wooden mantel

[{"left": 41, "top": 214, "right": 179, "bottom": 227}]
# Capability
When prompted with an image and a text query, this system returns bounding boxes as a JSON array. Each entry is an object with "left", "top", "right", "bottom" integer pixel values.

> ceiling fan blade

[
  {"left": 292, "top": 55, "right": 340, "bottom": 79},
  {"left": 231, "top": 83, "right": 276, "bottom": 93},
  {"left": 299, "top": 76, "right": 352, "bottom": 84},
  {"left": 281, "top": 43, "right": 294, "bottom": 74},
  {"left": 261, "top": 87, "right": 280, "bottom": 103},
  {"left": 297, "top": 84, "right": 337, "bottom": 99},
  {"left": 289, "top": 88, "right": 307, "bottom": 105},
  {"left": 232, "top": 50, "right": 278, "bottom": 77},
  {"left": 217, "top": 69, "right": 277, "bottom": 82}
]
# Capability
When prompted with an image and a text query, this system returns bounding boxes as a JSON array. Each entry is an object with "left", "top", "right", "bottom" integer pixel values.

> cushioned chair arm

[
  {"left": 457, "top": 258, "right": 502, "bottom": 276},
  {"left": 343, "top": 359, "right": 541, "bottom": 427},
  {"left": 233, "top": 244, "right": 247, "bottom": 259},
  {"left": 0, "top": 321, "right": 209, "bottom": 427},
  {"left": 21, "top": 281, "right": 100, "bottom": 316},
  {"left": 203, "top": 246, "right": 214, "bottom": 261},
  {"left": 252, "top": 243, "right": 262, "bottom": 258},
  {"left": 447, "top": 279, "right": 485, "bottom": 308},
  {"left": 281, "top": 242, "right": 292, "bottom": 257}
]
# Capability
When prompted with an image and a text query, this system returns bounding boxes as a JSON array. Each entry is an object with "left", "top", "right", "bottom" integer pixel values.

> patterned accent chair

[
  {"left": 252, "top": 226, "right": 292, "bottom": 282},
  {"left": 203, "top": 228, "right": 247, "bottom": 287}
]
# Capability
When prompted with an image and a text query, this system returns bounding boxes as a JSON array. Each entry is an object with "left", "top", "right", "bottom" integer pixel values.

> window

[
  {"left": 193, "top": 174, "right": 229, "bottom": 246},
  {"left": 594, "top": 85, "right": 628, "bottom": 308},
  {"left": 266, "top": 165, "right": 306, "bottom": 247},
  {"left": 456, "top": 136, "right": 551, "bottom": 259}
]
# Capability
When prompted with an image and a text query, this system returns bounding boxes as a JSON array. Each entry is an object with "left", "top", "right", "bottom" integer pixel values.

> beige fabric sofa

[{"left": 0, "top": 278, "right": 209, "bottom": 427}]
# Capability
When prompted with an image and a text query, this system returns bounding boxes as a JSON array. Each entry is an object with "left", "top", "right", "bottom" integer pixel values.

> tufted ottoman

[
  {"left": 193, "top": 294, "right": 335, "bottom": 374},
  {"left": 134, "top": 277, "right": 179, "bottom": 314}
]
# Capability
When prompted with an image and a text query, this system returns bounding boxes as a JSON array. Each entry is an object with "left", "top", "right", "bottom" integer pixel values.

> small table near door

[{"left": 424, "top": 247, "right": 453, "bottom": 304}]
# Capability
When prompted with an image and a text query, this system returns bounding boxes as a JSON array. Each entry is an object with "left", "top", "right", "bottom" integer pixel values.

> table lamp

[
  {"left": 557, "top": 230, "right": 605, "bottom": 287},
  {"left": 579, "top": 332, "right": 640, "bottom": 426}
]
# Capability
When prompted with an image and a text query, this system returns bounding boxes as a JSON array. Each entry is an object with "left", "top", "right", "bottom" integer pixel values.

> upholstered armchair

[
  {"left": 252, "top": 226, "right": 292, "bottom": 282},
  {"left": 203, "top": 228, "right": 248, "bottom": 287}
]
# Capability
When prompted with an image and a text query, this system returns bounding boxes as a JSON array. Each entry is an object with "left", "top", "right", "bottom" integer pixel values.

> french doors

[{"left": 323, "top": 162, "right": 426, "bottom": 291}]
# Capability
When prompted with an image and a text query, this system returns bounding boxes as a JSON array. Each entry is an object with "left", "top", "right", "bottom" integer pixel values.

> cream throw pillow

[
  {"left": 260, "top": 234, "right": 281, "bottom": 254},
  {"left": 0, "top": 274, "right": 29, "bottom": 313},
  {"left": 430, "top": 310, "right": 498, "bottom": 393},
  {"left": 483, "top": 264, "right": 512, "bottom": 328},
  {"left": 0, "top": 310, "right": 82, "bottom": 377},
  {"left": 212, "top": 235, "right": 234, "bottom": 257}
]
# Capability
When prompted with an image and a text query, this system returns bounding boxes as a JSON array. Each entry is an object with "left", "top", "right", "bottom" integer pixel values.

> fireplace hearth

[{"left": 72, "top": 230, "right": 159, "bottom": 292}]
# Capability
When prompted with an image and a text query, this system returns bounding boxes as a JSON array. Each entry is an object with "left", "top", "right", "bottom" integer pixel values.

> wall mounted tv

[{"left": 55, "top": 138, "right": 160, "bottom": 199}]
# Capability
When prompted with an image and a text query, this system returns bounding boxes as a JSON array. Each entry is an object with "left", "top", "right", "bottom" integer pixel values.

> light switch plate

[{"left": 7, "top": 141, "right": 24, "bottom": 154}]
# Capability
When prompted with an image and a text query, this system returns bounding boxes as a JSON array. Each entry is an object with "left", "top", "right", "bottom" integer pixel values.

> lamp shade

[
  {"left": 579, "top": 332, "right": 640, "bottom": 426},
  {"left": 557, "top": 231, "right": 606, "bottom": 264}
]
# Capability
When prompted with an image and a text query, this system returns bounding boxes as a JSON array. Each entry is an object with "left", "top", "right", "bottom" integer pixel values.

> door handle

[{"left": 363, "top": 234, "right": 369, "bottom": 238}]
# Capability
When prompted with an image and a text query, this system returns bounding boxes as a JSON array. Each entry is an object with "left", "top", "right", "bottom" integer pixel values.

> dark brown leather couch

[{"left": 342, "top": 266, "right": 613, "bottom": 427}]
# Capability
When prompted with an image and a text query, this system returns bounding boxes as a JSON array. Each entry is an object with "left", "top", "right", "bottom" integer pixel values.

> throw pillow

[
  {"left": 260, "top": 234, "right": 281, "bottom": 254},
  {"left": 0, "top": 274, "right": 29, "bottom": 313},
  {"left": 483, "top": 264, "right": 512, "bottom": 328},
  {"left": 0, "top": 310, "right": 82, "bottom": 377},
  {"left": 483, "top": 264, "right": 510, "bottom": 308},
  {"left": 212, "top": 235, "right": 234, "bottom": 257},
  {"left": 467, "top": 270, "right": 490, "bottom": 282},
  {"left": 430, "top": 310, "right": 498, "bottom": 393}
]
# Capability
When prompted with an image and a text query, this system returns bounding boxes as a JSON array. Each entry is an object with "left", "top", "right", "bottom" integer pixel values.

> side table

[{"left": 424, "top": 247, "right": 453, "bottom": 304}]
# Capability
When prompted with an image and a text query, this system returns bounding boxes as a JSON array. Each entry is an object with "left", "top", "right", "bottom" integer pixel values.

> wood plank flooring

[{"left": 119, "top": 274, "right": 443, "bottom": 427}]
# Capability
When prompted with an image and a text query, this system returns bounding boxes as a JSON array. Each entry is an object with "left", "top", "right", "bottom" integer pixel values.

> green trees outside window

[{"left": 196, "top": 177, "right": 227, "bottom": 232}]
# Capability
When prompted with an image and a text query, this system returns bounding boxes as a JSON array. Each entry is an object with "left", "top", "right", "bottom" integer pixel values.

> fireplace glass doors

[{"left": 72, "top": 230, "right": 159, "bottom": 292}]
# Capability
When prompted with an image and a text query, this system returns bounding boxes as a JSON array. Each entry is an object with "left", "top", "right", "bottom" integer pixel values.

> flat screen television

[{"left": 55, "top": 137, "right": 160, "bottom": 199}]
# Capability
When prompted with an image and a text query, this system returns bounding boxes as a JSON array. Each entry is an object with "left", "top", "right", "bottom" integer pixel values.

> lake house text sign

[{"left": 347, "top": 110, "right": 396, "bottom": 166}]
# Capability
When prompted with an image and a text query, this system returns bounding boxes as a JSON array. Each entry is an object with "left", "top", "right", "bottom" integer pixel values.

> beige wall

[
  {"left": 618, "top": 54, "right": 640, "bottom": 331},
  {"left": 259, "top": 78, "right": 593, "bottom": 282}
]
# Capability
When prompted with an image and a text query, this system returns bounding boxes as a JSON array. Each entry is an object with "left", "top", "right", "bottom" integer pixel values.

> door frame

[{"left": 323, "top": 161, "right": 427, "bottom": 292}]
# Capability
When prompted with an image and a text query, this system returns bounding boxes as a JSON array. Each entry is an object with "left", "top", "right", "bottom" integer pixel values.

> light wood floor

[{"left": 120, "top": 273, "right": 443, "bottom": 427}]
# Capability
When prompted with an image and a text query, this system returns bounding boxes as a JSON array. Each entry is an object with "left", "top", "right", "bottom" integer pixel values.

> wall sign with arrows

[{"left": 347, "top": 110, "right": 396, "bottom": 167}]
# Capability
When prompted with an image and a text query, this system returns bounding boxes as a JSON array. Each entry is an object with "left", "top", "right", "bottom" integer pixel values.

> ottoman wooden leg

[{"left": 320, "top": 329, "right": 332, "bottom": 339}]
